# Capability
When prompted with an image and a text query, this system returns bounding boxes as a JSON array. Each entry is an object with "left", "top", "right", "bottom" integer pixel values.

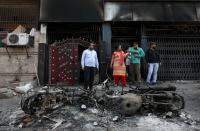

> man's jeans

[{"left": 146, "top": 63, "right": 159, "bottom": 83}]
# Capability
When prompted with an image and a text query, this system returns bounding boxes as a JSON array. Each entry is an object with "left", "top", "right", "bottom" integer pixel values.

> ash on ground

[{"left": 0, "top": 81, "right": 200, "bottom": 131}]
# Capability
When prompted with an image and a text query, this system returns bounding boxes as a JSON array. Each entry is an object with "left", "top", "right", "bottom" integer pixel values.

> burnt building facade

[
  {"left": 38, "top": 0, "right": 200, "bottom": 85},
  {"left": 39, "top": 0, "right": 103, "bottom": 85},
  {"left": 1, "top": 0, "right": 200, "bottom": 85},
  {"left": 103, "top": 0, "right": 200, "bottom": 81}
]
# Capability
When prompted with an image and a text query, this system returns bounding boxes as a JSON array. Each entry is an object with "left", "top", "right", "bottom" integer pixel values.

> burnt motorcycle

[{"left": 21, "top": 82, "right": 184, "bottom": 116}]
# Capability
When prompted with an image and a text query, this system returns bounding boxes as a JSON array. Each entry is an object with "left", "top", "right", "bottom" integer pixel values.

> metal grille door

[
  {"left": 49, "top": 39, "right": 89, "bottom": 85},
  {"left": 143, "top": 37, "right": 200, "bottom": 80}
]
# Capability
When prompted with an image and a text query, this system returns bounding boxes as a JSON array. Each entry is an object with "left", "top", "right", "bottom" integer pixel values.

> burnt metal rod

[
  {"left": 137, "top": 86, "right": 176, "bottom": 91},
  {"left": 142, "top": 94, "right": 170, "bottom": 96},
  {"left": 143, "top": 102, "right": 172, "bottom": 105}
]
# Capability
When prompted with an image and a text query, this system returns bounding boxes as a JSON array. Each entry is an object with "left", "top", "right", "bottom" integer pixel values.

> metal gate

[
  {"left": 142, "top": 36, "right": 200, "bottom": 80},
  {"left": 49, "top": 39, "right": 89, "bottom": 85}
]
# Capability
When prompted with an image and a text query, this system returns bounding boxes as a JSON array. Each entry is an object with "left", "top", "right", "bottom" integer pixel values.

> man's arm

[
  {"left": 81, "top": 50, "right": 86, "bottom": 70},
  {"left": 128, "top": 48, "right": 132, "bottom": 60},
  {"left": 95, "top": 52, "right": 99, "bottom": 69},
  {"left": 139, "top": 48, "right": 145, "bottom": 58}
]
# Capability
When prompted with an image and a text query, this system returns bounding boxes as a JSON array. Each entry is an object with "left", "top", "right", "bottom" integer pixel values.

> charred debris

[{"left": 17, "top": 80, "right": 185, "bottom": 129}]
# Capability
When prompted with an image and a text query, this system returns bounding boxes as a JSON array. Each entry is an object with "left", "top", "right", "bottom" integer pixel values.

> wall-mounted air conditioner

[{"left": 7, "top": 33, "right": 30, "bottom": 46}]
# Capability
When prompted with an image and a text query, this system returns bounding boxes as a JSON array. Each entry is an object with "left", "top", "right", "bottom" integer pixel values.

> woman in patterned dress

[{"left": 110, "top": 45, "right": 127, "bottom": 86}]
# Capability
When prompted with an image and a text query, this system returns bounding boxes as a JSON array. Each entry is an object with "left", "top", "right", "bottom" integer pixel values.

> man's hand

[{"left": 125, "top": 52, "right": 129, "bottom": 57}]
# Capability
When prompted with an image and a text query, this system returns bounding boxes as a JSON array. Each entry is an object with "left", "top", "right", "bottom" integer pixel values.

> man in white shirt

[{"left": 81, "top": 43, "right": 99, "bottom": 90}]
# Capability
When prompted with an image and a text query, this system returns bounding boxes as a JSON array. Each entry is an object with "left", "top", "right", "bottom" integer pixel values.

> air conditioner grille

[{"left": 9, "top": 34, "right": 19, "bottom": 44}]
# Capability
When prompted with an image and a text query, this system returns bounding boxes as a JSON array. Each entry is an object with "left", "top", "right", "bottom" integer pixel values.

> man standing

[
  {"left": 128, "top": 42, "right": 145, "bottom": 84},
  {"left": 81, "top": 43, "right": 99, "bottom": 90},
  {"left": 145, "top": 42, "right": 161, "bottom": 85}
]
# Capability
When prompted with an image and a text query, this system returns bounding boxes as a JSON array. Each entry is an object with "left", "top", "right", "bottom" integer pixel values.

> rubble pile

[
  {"left": 0, "top": 88, "right": 16, "bottom": 98},
  {"left": 3, "top": 106, "right": 200, "bottom": 131},
  {"left": 15, "top": 82, "right": 186, "bottom": 129},
  {"left": 8, "top": 104, "right": 120, "bottom": 130}
]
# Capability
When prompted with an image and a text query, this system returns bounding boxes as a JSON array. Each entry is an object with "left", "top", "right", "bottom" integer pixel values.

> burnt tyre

[
  {"left": 120, "top": 94, "right": 142, "bottom": 116},
  {"left": 169, "top": 93, "right": 185, "bottom": 111}
]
